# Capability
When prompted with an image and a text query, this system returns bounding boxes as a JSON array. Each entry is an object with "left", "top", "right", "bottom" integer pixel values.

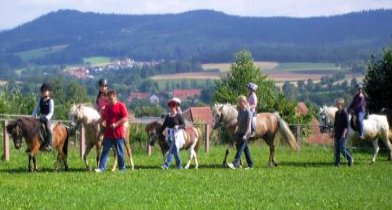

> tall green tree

[
  {"left": 364, "top": 45, "right": 392, "bottom": 112},
  {"left": 213, "top": 50, "right": 278, "bottom": 112}
]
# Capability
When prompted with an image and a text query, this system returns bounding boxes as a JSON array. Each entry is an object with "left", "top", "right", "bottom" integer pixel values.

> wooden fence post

[
  {"left": 3, "top": 120, "right": 10, "bottom": 161},
  {"left": 204, "top": 124, "right": 210, "bottom": 153},
  {"left": 147, "top": 142, "right": 152, "bottom": 157},
  {"left": 296, "top": 125, "right": 301, "bottom": 148},
  {"left": 79, "top": 125, "right": 86, "bottom": 158}
]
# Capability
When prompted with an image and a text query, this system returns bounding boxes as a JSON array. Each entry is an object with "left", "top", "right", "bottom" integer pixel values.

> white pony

[
  {"left": 69, "top": 104, "right": 134, "bottom": 171},
  {"left": 319, "top": 105, "right": 392, "bottom": 162}
]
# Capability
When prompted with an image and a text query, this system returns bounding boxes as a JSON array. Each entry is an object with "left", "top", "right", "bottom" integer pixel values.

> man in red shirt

[{"left": 95, "top": 90, "right": 128, "bottom": 172}]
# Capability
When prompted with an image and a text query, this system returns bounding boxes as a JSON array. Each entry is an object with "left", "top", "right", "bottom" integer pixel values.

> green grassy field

[
  {"left": 0, "top": 141, "right": 391, "bottom": 209},
  {"left": 16, "top": 45, "right": 68, "bottom": 61},
  {"left": 83, "top": 56, "right": 112, "bottom": 66}
]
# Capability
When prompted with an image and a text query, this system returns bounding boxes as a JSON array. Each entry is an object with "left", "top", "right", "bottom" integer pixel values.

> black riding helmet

[
  {"left": 40, "top": 83, "right": 52, "bottom": 92},
  {"left": 98, "top": 78, "right": 108, "bottom": 86},
  {"left": 355, "top": 83, "right": 363, "bottom": 90}
]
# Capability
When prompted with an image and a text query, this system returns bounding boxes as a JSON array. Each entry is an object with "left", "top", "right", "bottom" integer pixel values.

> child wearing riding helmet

[
  {"left": 159, "top": 97, "right": 185, "bottom": 169},
  {"left": 32, "top": 83, "right": 54, "bottom": 151},
  {"left": 348, "top": 83, "right": 366, "bottom": 139},
  {"left": 247, "top": 82, "right": 258, "bottom": 137},
  {"left": 96, "top": 78, "right": 109, "bottom": 115}
]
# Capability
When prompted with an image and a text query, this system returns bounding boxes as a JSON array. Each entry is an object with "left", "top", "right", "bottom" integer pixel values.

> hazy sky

[{"left": 1, "top": 0, "right": 392, "bottom": 29}]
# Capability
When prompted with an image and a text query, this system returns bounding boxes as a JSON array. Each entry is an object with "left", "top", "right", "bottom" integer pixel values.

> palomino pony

[
  {"left": 145, "top": 121, "right": 201, "bottom": 169},
  {"left": 6, "top": 117, "right": 69, "bottom": 172},
  {"left": 319, "top": 106, "right": 392, "bottom": 162},
  {"left": 212, "top": 103, "right": 298, "bottom": 167},
  {"left": 69, "top": 104, "right": 134, "bottom": 171}
]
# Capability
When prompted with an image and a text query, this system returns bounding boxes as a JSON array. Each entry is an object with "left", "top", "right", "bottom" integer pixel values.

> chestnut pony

[
  {"left": 6, "top": 117, "right": 69, "bottom": 172},
  {"left": 212, "top": 103, "right": 298, "bottom": 167},
  {"left": 145, "top": 121, "right": 201, "bottom": 169}
]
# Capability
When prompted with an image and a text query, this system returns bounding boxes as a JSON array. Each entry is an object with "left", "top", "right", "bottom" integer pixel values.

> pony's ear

[{"left": 219, "top": 105, "right": 224, "bottom": 111}]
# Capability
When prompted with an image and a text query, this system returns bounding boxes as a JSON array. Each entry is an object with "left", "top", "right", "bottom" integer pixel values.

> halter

[{"left": 319, "top": 111, "right": 333, "bottom": 134}]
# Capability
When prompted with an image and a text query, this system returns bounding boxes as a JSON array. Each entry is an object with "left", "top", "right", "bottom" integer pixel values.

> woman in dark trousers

[
  {"left": 333, "top": 98, "right": 353, "bottom": 167},
  {"left": 227, "top": 95, "right": 254, "bottom": 169}
]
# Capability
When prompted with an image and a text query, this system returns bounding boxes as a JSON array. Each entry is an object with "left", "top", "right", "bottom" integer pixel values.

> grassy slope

[
  {"left": 16, "top": 45, "right": 68, "bottom": 61},
  {"left": 0, "top": 142, "right": 391, "bottom": 209}
]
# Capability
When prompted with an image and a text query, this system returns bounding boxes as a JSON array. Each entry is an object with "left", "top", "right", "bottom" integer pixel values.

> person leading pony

[{"left": 160, "top": 97, "right": 186, "bottom": 169}]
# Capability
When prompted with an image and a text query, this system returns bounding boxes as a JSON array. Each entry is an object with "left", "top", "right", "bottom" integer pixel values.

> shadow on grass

[
  {"left": 279, "top": 161, "right": 338, "bottom": 168},
  {"left": 0, "top": 167, "right": 90, "bottom": 174}
]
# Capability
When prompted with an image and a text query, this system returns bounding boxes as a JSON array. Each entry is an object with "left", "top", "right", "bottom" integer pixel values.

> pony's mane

[
  {"left": 214, "top": 103, "right": 238, "bottom": 124},
  {"left": 145, "top": 121, "right": 162, "bottom": 132},
  {"left": 70, "top": 104, "right": 101, "bottom": 124}
]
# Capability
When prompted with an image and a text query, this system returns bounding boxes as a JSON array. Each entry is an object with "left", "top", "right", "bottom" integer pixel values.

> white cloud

[{"left": 1, "top": 0, "right": 392, "bottom": 29}]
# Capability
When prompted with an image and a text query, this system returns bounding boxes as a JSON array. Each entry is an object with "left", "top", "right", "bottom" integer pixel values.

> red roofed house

[
  {"left": 172, "top": 89, "right": 201, "bottom": 100},
  {"left": 127, "top": 92, "right": 150, "bottom": 102},
  {"left": 182, "top": 106, "right": 213, "bottom": 126}
]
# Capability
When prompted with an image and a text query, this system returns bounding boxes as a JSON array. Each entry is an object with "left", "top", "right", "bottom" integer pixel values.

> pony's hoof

[
  {"left": 184, "top": 166, "right": 189, "bottom": 169},
  {"left": 87, "top": 167, "right": 93, "bottom": 172},
  {"left": 195, "top": 166, "right": 198, "bottom": 170}
]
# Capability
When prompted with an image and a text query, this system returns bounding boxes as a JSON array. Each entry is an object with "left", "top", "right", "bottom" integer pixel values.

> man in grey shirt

[{"left": 227, "top": 95, "right": 254, "bottom": 169}]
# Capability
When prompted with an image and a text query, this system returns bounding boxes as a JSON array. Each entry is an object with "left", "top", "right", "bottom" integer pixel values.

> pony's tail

[
  {"left": 194, "top": 127, "right": 202, "bottom": 153},
  {"left": 63, "top": 127, "right": 69, "bottom": 157},
  {"left": 275, "top": 113, "right": 299, "bottom": 151}
]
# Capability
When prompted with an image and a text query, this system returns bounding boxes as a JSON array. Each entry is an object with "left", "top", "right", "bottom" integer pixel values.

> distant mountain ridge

[{"left": 0, "top": 9, "right": 392, "bottom": 67}]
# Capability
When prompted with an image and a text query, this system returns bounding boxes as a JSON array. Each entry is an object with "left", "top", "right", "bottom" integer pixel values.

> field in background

[
  {"left": 151, "top": 62, "right": 359, "bottom": 85},
  {"left": 83, "top": 56, "right": 112, "bottom": 66},
  {"left": 0, "top": 143, "right": 391, "bottom": 209},
  {"left": 16, "top": 45, "right": 68, "bottom": 61}
]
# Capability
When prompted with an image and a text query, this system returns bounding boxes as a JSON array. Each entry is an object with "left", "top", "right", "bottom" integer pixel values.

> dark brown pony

[
  {"left": 212, "top": 103, "right": 298, "bottom": 167},
  {"left": 6, "top": 117, "right": 69, "bottom": 172},
  {"left": 145, "top": 121, "right": 201, "bottom": 169}
]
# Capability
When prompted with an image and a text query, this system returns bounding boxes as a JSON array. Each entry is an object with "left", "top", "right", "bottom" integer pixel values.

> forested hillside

[{"left": 0, "top": 9, "right": 391, "bottom": 67}]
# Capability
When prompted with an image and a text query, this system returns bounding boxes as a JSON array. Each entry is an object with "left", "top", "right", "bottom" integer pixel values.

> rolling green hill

[{"left": 0, "top": 9, "right": 392, "bottom": 67}]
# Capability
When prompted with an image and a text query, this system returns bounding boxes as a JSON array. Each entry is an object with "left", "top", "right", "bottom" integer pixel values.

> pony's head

[
  {"left": 69, "top": 104, "right": 100, "bottom": 127},
  {"left": 212, "top": 103, "right": 225, "bottom": 129},
  {"left": 69, "top": 103, "right": 83, "bottom": 127},
  {"left": 145, "top": 121, "right": 163, "bottom": 146},
  {"left": 6, "top": 119, "right": 23, "bottom": 149},
  {"left": 318, "top": 105, "right": 337, "bottom": 134},
  {"left": 212, "top": 103, "right": 238, "bottom": 129}
]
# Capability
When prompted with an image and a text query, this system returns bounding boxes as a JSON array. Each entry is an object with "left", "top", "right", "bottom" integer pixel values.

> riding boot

[{"left": 45, "top": 129, "right": 53, "bottom": 151}]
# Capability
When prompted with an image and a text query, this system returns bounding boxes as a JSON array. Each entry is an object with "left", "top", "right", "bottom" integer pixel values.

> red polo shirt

[{"left": 101, "top": 101, "right": 128, "bottom": 139}]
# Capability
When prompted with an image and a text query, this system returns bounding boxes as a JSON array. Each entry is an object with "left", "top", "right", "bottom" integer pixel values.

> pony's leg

[
  {"left": 267, "top": 140, "right": 275, "bottom": 168},
  {"left": 111, "top": 146, "right": 118, "bottom": 172},
  {"left": 32, "top": 156, "right": 38, "bottom": 172},
  {"left": 381, "top": 134, "right": 392, "bottom": 161},
  {"left": 95, "top": 142, "right": 102, "bottom": 169},
  {"left": 83, "top": 142, "right": 94, "bottom": 171},
  {"left": 223, "top": 145, "right": 232, "bottom": 166},
  {"left": 371, "top": 140, "right": 380, "bottom": 163},
  {"left": 185, "top": 149, "right": 193, "bottom": 169},
  {"left": 28, "top": 154, "right": 32, "bottom": 172},
  {"left": 193, "top": 150, "right": 199, "bottom": 169},
  {"left": 124, "top": 138, "right": 134, "bottom": 170}
]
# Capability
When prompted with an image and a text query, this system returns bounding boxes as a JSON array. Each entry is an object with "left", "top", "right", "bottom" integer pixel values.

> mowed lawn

[{"left": 0, "top": 143, "right": 391, "bottom": 209}]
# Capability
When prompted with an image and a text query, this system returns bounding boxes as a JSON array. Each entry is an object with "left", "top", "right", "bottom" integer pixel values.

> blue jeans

[
  {"left": 233, "top": 134, "right": 253, "bottom": 168},
  {"left": 98, "top": 138, "right": 126, "bottom": 171},
  {"left": 334, "top": 137, "right": 352, "bottom": 166},
  {"left": 357, "top": 112, "right": 364, "bottom": 137},
  {"left": 164, "top": 139, "right": 182, "bottom": 168}
]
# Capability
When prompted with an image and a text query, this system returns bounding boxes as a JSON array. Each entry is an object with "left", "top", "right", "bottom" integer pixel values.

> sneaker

[
  {"left": 245, "top": 167, "right": 253, "bottom": 170},
  {"left": 161, "top": 165, "right": 168, "bottom": 170},
  {"left": 227, "top": 163, "right": 236, "bottom": 169},
  {"left": 95, "top": 168, "right": 103, "bottom": 173}
]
